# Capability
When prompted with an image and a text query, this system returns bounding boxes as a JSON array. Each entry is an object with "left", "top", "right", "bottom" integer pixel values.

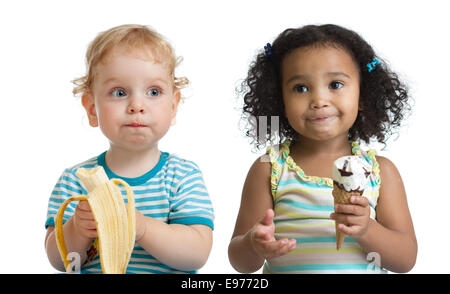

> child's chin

[
  {"left": 301, "top": 131, "right": 341, "bottom": 142},
  {"left": 110, "top": 138, "right": 156, "bottom": 150}
]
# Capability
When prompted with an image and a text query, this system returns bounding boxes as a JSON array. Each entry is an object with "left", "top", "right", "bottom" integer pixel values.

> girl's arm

[
  {"left": 135, "top": 214, "right": 212, "bottom": 272},
  {"left": 339, "top": 156, "right": 418, "bottom": 272},
  {"left": 228, "top": 157, "right": 296, "bottom": 273}
]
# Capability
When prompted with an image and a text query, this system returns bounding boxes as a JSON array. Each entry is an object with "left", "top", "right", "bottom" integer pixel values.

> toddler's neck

[{"left": 104, "top": 145, "right": 161, "bottom": 178}]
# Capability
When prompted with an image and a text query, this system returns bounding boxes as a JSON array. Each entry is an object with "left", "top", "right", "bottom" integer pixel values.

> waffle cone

[{"left": 332, "top": 183, "right": 363, "bottom": 250}]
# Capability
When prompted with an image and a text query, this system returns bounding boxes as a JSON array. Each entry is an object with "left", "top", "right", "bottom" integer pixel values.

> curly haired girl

[{"left": 228, "top": 24, "right": 417, "bottom": 274}]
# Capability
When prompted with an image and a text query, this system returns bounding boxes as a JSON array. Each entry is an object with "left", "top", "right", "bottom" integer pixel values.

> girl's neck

[
  {"left": 291, "top": 134, "right": 352, "bottom": 159},
  {"left": 104, "top": 145, "right": 161, "bottom": 178}
]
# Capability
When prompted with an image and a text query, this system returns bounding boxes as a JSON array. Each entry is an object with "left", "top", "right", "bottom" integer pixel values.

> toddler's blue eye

[
  {"left": 330, "top": 81, "right": 343, "bottom": 89},
  {"left": 294, "top": 85, "right": 308, "bottom": 93},
  {"left": 147, "top": 88, "right": 160, "bottom": 97},
  {"left": 111, "top": 88, "right": 127, "bottom": 98}
]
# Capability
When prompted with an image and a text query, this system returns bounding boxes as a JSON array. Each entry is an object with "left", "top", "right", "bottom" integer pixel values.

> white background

[{"left": 0, "top": 0, "right": 449, "bottom": 273}]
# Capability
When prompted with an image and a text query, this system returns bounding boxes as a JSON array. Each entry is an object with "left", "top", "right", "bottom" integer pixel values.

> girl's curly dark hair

[{"left": 239, "top": 24, "right": 411, "bottom": 150}]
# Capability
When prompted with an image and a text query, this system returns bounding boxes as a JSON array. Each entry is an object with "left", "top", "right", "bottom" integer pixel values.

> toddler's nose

[
  {"left": 127, "top": 106, "right": 145, "bottom": 114},
  {"left": 127, "top": 97, "right": 145, "bottom": 114}
]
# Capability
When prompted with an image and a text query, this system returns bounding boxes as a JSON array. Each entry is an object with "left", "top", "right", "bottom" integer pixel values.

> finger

[
  {"left": 334, "top": 204, "right": 367, "bottom": 216},
  {"left": 330, "top": 213, "right": 361, "bottom": 226},
  {"left": 275, "top": 238, "right": 297, "bottom": 252},
  {"left": 77, "top": 201, "right": 92, "bottom": 212},
  {"left": 350, "top": 196, "right": 369, "bottom": 207},
  {"left": 260, "top": 209, "right": 274, "bottom": 226},
  {"left": 253, "top": 229, "right": 270, "bottom": 242},
  {"left": 76, "top": 210, "right": 96, "bottom": 221},
  {"left": 83, "top": 229, "right": 98, "bottom": 239},
  {"left": 260, "top": 238, "right": 286, "bottom": 252},
  {"left": 253, "top": 225, "right": 273, "bottom": 241},
  {"left": 262, "top": 239, "right": 296, "bottom": 258},
  {"left": 79, "top": 219, "right": 97, "bottom": 230},
  {"left": 336, "top": 223, "right": 361, "bottom": 236}
]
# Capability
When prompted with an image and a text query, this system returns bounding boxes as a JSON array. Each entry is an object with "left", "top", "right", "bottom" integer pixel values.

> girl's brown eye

[
  {"left": 330, "top": 81, "right": 343, "bottom": 89},
  {"left": 293, "top": 85, "right": 308, "bottom": 93}
]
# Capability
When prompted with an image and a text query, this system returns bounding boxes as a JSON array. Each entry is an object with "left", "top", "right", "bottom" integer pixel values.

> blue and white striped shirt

[{"left": 46, "top": 151, "right": 214, "bottom": 274}]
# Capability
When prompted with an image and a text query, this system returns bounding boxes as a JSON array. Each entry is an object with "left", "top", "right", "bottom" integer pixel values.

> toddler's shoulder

[
  {"left": 51, "top": 155, "right": 100, "bottom": 198},
  {"left": 161, "top": 153, "right": 208, "bottom": 195},
  {"left": 163, "top": 153, "right": 203, "bottom": 178},
  {"left": 65, "top": 155, "right": 99, "bottom": 173},
  {"left": 60, "top": 155, "right": 100, "bottom": 180}
]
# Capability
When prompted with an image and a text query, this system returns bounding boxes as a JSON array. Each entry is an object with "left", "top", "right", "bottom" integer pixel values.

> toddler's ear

[
  {"left": 170, "top": 91, "right": 182, "bottom": 126},
  {"left": 81, "top": 92, "right": 99, "bottom": 127}
]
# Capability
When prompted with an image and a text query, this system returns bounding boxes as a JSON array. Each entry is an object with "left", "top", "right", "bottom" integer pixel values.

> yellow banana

[{"left": 55, "top": 166, "right": 136, "bottom": 274}]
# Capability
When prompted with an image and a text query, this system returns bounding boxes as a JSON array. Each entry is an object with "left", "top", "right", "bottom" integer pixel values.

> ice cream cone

[
  {"left": 332, "top": 182, "right": 363, "bottom": 250},
  {"left": 331, "top": 155, "right": 371, "bottom": 250}
]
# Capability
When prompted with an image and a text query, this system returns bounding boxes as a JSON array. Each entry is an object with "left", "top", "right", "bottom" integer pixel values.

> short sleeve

[
  {"left": 168, "top": 167, "right": 214, "bottom": 230},
  {"left": 45, "top": 169, "right": 85, "bottom": 229}
]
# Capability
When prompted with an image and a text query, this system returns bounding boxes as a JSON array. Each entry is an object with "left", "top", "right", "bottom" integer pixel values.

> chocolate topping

[
  {"left": 338, "top": 159, "right": 353, "bottom": 177},
  {"left": 363, "top": 167, "right": 371, "bottom": 178}
]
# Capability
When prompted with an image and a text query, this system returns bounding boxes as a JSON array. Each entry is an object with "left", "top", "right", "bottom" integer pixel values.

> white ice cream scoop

[{"left": 332, "top": 156, "right": 372, "bottom": 192}]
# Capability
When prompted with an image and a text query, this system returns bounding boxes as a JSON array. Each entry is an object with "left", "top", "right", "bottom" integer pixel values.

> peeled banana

[{"left": 55, "top": 166, "right": 136, "bottom": 274}]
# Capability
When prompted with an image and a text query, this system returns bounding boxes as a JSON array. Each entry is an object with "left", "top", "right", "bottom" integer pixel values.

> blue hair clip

[
  {"left": 264, "top": 43, "right": 273, "bottom": 57},
  {"left": 367, "top": 58, "right": 380, "bottom": 72}
]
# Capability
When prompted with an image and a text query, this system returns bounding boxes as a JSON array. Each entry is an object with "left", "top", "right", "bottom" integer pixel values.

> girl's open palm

[{"left": 250, "top": 209, "right": 296, "bottom": 259}]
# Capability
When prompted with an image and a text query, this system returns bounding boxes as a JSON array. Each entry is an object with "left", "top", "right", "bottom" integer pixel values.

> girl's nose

[
  {"left": 127, "top": 96, "right": 145, "bottom": 114},
  {"left": 310, "top": 90, "right": 330, "bottom": 109}
]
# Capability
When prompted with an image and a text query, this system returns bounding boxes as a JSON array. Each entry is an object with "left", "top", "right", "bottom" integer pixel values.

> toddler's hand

[
  {"left": 135, "top": 208, "right": 147, "bottom": 242},
  {"left": 73, "top": 200, "right": 97, "bottom": 239},
  {"left": 330, "top": 196, "right": 370, "bottom": 239},
  {"left": 250, "top": 209, "right": 296, "bottom": 259}
]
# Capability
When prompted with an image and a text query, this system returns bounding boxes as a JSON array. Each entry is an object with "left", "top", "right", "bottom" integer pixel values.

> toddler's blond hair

[{"left": 72, "top": 24, "right": 188, "bottom": 96}]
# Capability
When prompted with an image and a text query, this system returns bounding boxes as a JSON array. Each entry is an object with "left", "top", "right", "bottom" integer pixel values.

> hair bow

[{"left": 264, "top": 43, "right": 273, "bottom": 57}]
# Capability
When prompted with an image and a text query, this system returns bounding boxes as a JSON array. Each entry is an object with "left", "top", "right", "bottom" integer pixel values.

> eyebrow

[
  {"left": 102, "top": 77, "right": 170, "bottom": 86},
  {"left": 326, "top": 72, "right": 351, "bottom": 79},
  {"left": 102, "top": 78, "right": 119, "bottom": 85},
  {"left": 285, "top": 72, "right": 351, "bottom": 84}
]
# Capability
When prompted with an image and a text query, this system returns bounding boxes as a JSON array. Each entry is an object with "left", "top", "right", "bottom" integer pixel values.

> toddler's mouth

[{"left": 125, "top": 123, "right": 147, "bottom": 128}]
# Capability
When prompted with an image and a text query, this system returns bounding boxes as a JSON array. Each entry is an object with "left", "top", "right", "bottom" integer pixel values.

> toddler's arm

[
  {"left": 135, "top": 212, "right": 212, "bottom": 271},
  {"left": 228, "top": 157, "right": 296, "bottom": 273},
  {"left": 337, "top": 156, "right": 417, "bottom": 272},
  {"left": 45, "top": 201, "right": 97, "bottom": 271}
]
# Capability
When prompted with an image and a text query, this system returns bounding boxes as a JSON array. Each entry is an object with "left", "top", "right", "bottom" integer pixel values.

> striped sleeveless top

[{"left": 263, "top": 140, "right": 386, "bottom": 274}]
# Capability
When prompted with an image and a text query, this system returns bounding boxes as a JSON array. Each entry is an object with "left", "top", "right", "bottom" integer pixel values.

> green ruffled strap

[
  {"left": 351, "top": 142, "right": 381, "bottom": 186},
  {"left": 266, "top": 142, "right": 288, "bottom": 198},
  {"left": 268, "top": 141, "right": 380, "bottom": 193},
  {"left": 282, "top": 140, "right": 333, "bottom": 187}
]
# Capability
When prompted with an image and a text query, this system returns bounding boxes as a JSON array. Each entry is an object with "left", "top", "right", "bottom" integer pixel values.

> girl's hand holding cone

[{"left": 330, "top": 195, "right": 370, "bottom": 240}]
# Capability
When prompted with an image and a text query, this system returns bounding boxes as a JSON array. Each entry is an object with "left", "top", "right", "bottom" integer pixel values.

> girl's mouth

[{"left": 308, "top": 116, "right": 336, "bottom": 123}]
